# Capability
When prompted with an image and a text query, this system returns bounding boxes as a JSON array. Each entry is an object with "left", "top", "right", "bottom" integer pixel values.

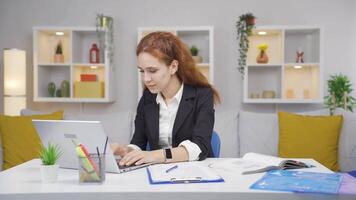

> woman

[{"left": 111, "top": 31, "right": 220, "bottom": 166}]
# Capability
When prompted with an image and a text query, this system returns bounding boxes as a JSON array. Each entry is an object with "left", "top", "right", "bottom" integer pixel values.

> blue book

[{"left": 250, "top": 170, "right": 343, "bottom": 194}]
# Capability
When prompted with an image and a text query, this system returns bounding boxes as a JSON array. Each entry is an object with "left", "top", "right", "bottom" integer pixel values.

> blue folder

[{"left": 250, "top": 170, "right": 343, "bottom": 194}]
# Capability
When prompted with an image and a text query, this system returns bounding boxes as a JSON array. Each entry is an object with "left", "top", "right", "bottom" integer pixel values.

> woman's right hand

[{"left": 110, "top": 143, "right": 130, "bottom": 157}]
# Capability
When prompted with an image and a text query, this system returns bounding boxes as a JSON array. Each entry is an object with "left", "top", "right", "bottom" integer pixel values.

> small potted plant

[
  {"left": 236, "top": 12, "right": 256, "bottom": 76},
  {"left": 54, "top": 41, "right": 64, "bottom": 63},
  {"left": 190, "top": 45, "right": 202, "bottom": 63},
  {"left": 324, "top": 74, "right": 356, "bottom": 115},
  {"left": 39, "top": 143, "right": 62, "bottom": 183},
  {"left": 256, "top": 43, "right": 269, "bottom": 63}
]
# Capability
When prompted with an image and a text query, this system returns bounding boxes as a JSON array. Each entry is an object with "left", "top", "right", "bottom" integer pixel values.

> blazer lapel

[
  {"left": 172, "top": 85, "right": 195, "bottom": 137},
  {"left": 144, "top": 95, "right": 159, "bottom": 149}
]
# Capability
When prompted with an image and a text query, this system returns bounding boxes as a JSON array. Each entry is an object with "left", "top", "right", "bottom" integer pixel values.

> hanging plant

[
  {"left": 236, "top": 12, "right": 256, "bottom": 76},
  {"left": 324, "top": 74, "right": 356, "bottom": 115},
  {"left": 96, "top": 13, "right": 114, "bottom": 66}
]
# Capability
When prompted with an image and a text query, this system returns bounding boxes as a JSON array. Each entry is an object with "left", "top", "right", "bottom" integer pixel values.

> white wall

[{"left": 0, "top": 0, "right": 355, "bottom": 115}]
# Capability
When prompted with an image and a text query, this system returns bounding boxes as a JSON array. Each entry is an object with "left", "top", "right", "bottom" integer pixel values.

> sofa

[{"left": 0, "top": 109, "right": 355, "bottom": 172}]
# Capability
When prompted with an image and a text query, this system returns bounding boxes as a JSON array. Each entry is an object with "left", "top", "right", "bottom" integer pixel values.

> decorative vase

[
  {"left": 56, "top": 89, "right": 62, "bottom": 97},
  {"left": 48, "top": 82, "right": 56, "bottom": 97},
  {"left": 53, "top": 54, "right": 64, "bottom": 63},
  {"left": 256, "top": 50, "right": 268, "bottom": 63},
  {"left": 61, "top": 80, "right": 70, "bottom": 97},
  {"left": 192, "top": 56, "right": 203, "bottom": 63},
  {"left": 40, "top": 164, "right": 59, "bottom": 183}
]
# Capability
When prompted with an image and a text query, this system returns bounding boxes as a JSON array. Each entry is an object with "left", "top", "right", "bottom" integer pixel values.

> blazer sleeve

[
  {"left": 190, "top": 88, "right": 215, "bottom": 160},
  {"left": 130, "top": 95, "right": 148, "bottom": 150}
]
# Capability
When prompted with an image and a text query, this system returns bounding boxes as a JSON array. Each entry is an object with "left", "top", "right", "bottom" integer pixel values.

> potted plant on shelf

[
  {"left": 39, "top": 143, "right": 62, "bottom": 183},
  {"left": 54, "top": 41, "right": 64, "bottom": 63},
  {"left": 324, "top": 74, "right": 356, "bottom": 115},
  {"left": 190, "top": 45, "right": 202, "bottom": 63},
  {"left": 236, "top": 12, "right": 256, "bottom": 76},
  {"left": 256, "top": 43, "right": 269, "bottom": 63}
]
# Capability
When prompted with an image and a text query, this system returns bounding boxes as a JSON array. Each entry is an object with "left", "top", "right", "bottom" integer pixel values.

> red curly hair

[{"left": 136, "top": 31, "right": 220, "bottom": 104}]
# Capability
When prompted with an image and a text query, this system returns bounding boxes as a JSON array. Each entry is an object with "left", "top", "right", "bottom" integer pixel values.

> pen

[{"left": 166, "top": 165, "right": 178, "bottom": 173}]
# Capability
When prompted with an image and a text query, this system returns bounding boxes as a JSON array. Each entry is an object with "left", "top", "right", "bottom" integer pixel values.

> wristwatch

[{"left": 164, "top": 148, "right": 173, "bottom": 163}]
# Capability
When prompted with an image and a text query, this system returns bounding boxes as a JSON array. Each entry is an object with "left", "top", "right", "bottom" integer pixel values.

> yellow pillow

[
  {"left": 278, "top": 112, "right": 343, "bottom": 171},
  {"left": 0, "top": 111, "right": 64, "bottom": 170}
]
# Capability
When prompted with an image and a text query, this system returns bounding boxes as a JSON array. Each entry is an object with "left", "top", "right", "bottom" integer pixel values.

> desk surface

[{"left": 0, "top": 158, "right": 351, "bottom": 200}]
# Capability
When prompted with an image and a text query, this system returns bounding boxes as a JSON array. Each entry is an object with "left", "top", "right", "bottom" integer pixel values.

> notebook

[
  {"left": 209, "top": 153, "right": 314, "bottom": 175},
  {"left": 146, "top": 162, "right": 224, "bottom": 184},
  {"left": 250, "top": 170, "right": 343, "bottom": 194}
]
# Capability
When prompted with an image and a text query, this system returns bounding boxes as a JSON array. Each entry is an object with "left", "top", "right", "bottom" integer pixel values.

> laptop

[{"left": 32, "top": 120, "right": 151, "bottom": 173}]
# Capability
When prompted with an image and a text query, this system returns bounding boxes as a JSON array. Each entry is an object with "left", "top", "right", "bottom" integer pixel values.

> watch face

[{"left": 165, "top": 148, "right": 172, "bottom": 159}]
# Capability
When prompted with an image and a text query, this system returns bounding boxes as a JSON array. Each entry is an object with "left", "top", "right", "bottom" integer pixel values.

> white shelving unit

[
  {"left": 243, "top": 26, "right": 323, "bottom": 104},
  {"left": 33, "top": 26, "right": 115, "bottom": 102},
  {"left": 137, "top": 26, "right": 214, "bottom": 99}
]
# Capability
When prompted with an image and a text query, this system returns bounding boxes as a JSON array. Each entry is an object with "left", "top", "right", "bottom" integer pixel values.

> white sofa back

[{"left": 1, "top": 109, "right": 355, "bottom": 172}]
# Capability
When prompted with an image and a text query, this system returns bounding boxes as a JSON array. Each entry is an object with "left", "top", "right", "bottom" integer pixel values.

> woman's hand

[
  {"left": 110, "top": 143, "right": 131, "bottom": 157},
  {"left": 119, "top": 149, "right": 164, "bottom": 166}
]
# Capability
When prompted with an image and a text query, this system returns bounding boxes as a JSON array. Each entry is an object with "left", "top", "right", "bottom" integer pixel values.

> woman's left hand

[{"left": 119, "top": 149, "right": 164, "bottom": 166}]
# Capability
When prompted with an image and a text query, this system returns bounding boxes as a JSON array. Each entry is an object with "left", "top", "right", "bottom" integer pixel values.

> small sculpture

[{"left": 296, "top": 47, "right": 304, "bottom": 63}]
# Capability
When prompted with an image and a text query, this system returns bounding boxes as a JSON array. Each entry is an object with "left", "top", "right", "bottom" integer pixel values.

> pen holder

[{"left": 78, "top": 153, "right": 105, "bottom": 184}]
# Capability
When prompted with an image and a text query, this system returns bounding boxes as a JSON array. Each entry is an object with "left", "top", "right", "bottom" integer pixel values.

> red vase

[{"left": 89, "top": 43, "right": 100, "bottom": 63}]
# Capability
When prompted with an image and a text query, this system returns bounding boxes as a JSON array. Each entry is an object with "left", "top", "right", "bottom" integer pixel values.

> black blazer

[{"left": 130, "top": 84, "right": 215, "bottom": 160}]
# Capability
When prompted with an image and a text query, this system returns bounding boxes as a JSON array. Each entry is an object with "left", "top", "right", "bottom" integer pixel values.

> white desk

[{"left": 0, "top": 158, "right": 352, "bottom": 200}]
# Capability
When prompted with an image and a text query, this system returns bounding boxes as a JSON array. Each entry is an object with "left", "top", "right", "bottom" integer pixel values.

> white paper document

[{"left": 147, "top": 162, "right": 224, "bottom": 184}]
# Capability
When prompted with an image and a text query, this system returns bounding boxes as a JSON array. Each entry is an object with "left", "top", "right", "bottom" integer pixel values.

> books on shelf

[
  {"left": 80, "top": 74, "right": 97, "bottom": 82},
  {"left": 209, "top": 152, "right": 314, "bottom": 175}
]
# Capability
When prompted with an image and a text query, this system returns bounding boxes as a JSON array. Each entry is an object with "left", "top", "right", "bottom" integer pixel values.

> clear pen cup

[{"left": 78, "top": 153, "right": 105, "bottom": 184}]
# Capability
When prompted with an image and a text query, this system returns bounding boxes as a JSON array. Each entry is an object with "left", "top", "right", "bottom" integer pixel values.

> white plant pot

[{"left": 40, "top": 164, "right": 59, "bottom": 183}]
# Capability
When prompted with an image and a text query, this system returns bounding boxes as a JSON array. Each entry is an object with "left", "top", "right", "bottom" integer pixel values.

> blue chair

[
  {"left": 211, "top": 131, "right": 221, "bottom": 158},
  {"left": 348, "top": 170, "right": 356, "bottom": 178},
  {"left": 146, "top": 131, "right": 221, "bottom": 158}
]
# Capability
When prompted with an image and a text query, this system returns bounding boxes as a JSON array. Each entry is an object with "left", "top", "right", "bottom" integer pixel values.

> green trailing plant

[
  {"left": 39, "top": 143, "right": 63, "bottom": 165},
  {"left": 55, "top": 42, "right": 63, "bottom": 55},
  {"left": 236, "top": 12, "right": 256, "bottom": 76},
  {"left": 190, "top": 45, "right": 199, "bottom": 56},
  {"left": 324, "top": 74, "right": 356, "bottom": 115}
]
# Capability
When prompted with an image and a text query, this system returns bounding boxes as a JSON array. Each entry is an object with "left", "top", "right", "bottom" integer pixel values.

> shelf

[
  {"left": 243, "top": 26, "right": 322, "bottom": 104},
  {"left": 37, "top": 65, "right": 71, "bottom": 98},
  {"left": 284, "top": 29, "right": 320, "bottom": 63},
  {"left": 247, "top": 29, "right": 283, "bottom": 64},
  {"left": 246, "top": 65, "right": 282, "bottom": 99},
  {"left": 243, "top": 98, "right": 323, "bottom": 104},
  {"left": 283, "top": 65, "right": 320, "bottom": 100},
  {"left": 35, "top": 30, "right": 71, "bottom": 64},
  {"left": 72, "top": 30, "right": 103, "bottom": 63},
  {"left": 33, "top": 26, "right": 115, "bottom": 102}
]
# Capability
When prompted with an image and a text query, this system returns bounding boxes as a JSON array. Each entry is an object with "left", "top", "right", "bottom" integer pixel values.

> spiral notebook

[{"left": 146, "top": 162, "right": 224, "bottom": 184}]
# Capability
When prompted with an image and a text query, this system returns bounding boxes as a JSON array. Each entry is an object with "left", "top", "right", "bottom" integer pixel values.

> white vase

[{"left": 40, "top": 164, "right": 59, "bottom": 183}]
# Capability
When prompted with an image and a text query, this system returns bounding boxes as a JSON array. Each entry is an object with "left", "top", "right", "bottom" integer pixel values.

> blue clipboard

[{"left": 146, "top": 167, "right": 224, "bottom": 184}]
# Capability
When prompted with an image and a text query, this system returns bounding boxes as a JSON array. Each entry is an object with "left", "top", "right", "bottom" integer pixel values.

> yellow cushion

[
  {"left": 278, "top": 112, "right": 343, "bottom": 171},
  {"left": 0, "top": 111, "right": 64, "bottom": 170}
]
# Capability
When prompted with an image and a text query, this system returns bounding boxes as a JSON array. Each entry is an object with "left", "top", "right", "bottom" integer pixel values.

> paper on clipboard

[{"left": 147, "top": 162, "right": 224, "bottom": 184}]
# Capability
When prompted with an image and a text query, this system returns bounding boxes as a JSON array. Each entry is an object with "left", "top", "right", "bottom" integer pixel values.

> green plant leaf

[{"left": 39, "top": 142, "right": 63, "bottom": 165}]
